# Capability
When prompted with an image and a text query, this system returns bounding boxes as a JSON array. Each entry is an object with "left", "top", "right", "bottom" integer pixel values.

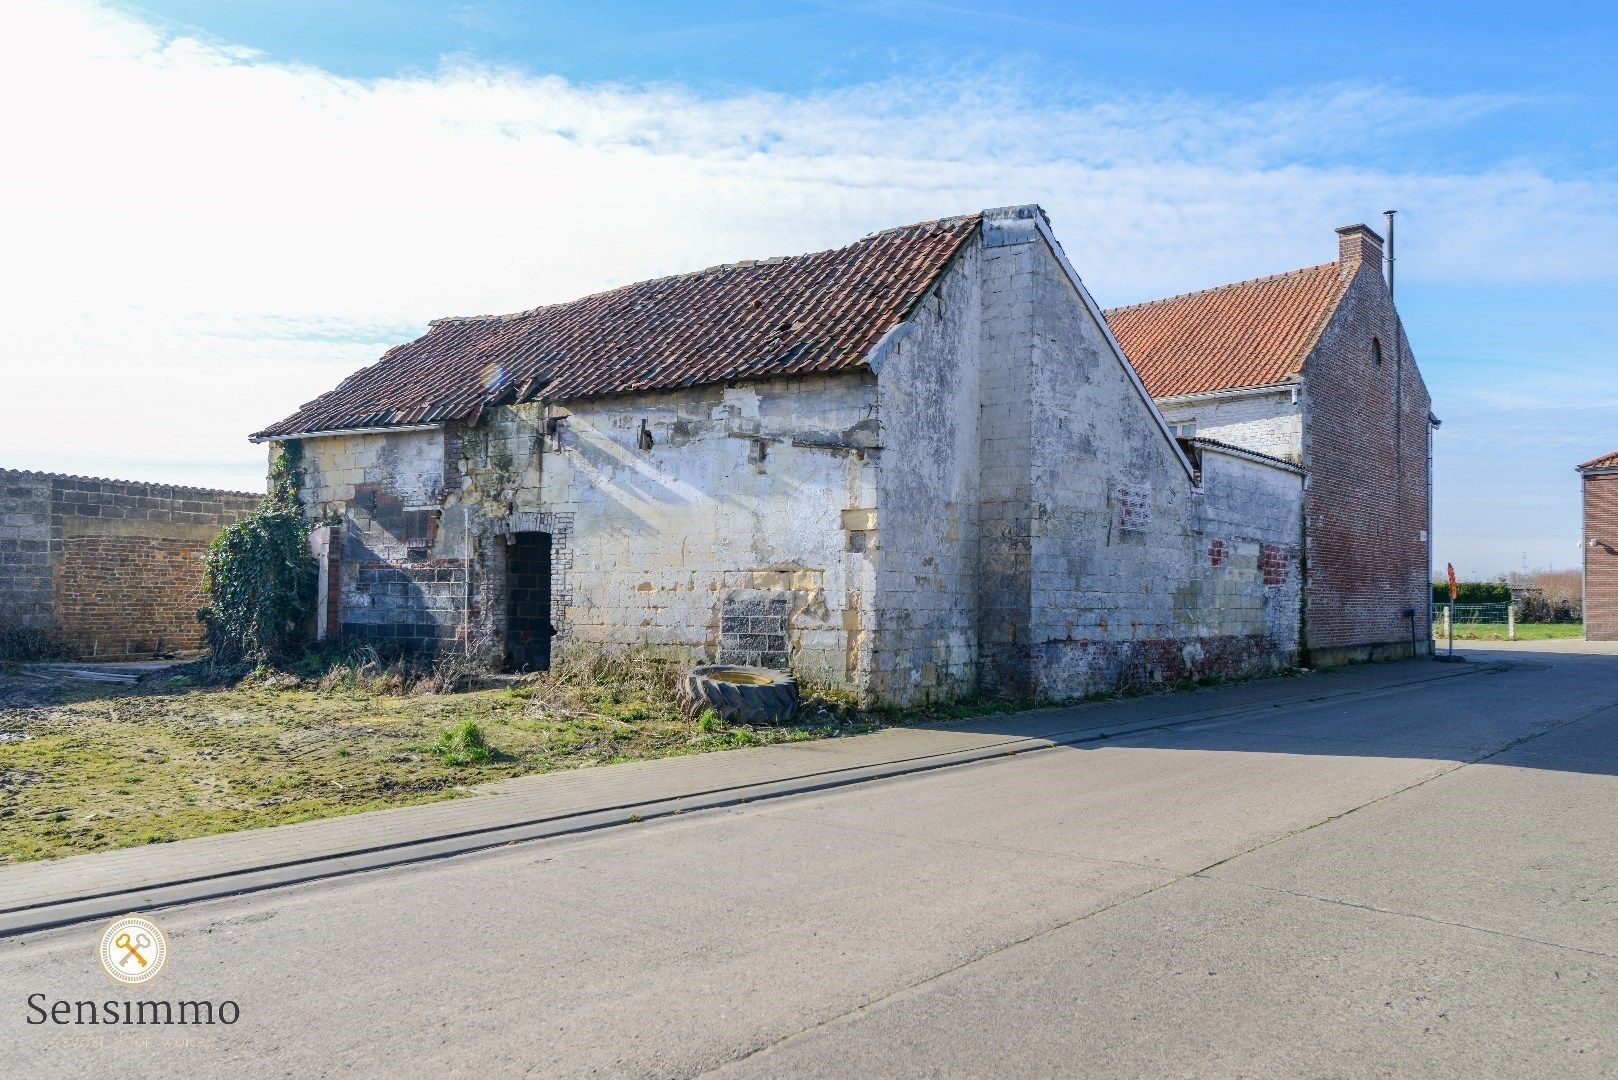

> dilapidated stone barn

[{"left": 254, "top": 205, "right": 1424, "bottom": 705}]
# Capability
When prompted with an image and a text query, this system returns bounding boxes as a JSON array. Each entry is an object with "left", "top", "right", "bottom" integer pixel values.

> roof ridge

[
  {"left": 0, "top": 466, "right": 262, "bottom": 497},
  {"left": 1103, "top": 260, "right": 1339, "bottom": 315},
  {"left": 432, "top": 211, "right": 986, "bottom": 328},
  {"left": 1578, "top": 451, "right": 1618, "bottom": 471}
]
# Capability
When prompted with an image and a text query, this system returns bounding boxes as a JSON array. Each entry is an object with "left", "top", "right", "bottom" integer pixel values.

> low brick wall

[{"left": 0, "top": 469, "right": 260, "bottom": 658}]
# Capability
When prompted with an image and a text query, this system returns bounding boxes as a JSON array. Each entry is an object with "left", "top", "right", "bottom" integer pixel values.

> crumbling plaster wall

[
  {"left": 531, "top": 374, "right": 882, "bottom": 694},
  {"left": 287, "top": 212, "right": 1310, "bottom": 702},
  {"left": 296, "top": 428, "right": 469, "bottom": 655}
]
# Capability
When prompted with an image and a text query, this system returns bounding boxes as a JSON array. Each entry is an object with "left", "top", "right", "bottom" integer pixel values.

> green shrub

[
  {"left": 1432, "top": 581, "right": 1513, "bottom": 605},
  {"left": 198, "top": 445, "right": 317, "bottom": 663}
]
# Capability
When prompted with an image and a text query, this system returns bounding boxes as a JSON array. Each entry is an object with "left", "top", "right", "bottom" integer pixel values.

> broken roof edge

[
  {"left": 1182, "top": 437, "right": 1306, "bottom": 477},
  {"left": 252, "top": 209, "right": 985, "bottom": 441},
  {"left": 1152, "top": 378, "right": 1302, "bottom": 405}
]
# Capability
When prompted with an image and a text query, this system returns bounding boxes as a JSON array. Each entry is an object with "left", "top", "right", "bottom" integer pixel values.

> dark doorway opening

[{"left": 506, "top": 531, "right": 553, "bottom": 671}]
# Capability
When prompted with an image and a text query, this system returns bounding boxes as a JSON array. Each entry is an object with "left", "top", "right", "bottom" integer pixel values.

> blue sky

[{"left": 2, "top": 1, "right": 1614, "bottom": 576}]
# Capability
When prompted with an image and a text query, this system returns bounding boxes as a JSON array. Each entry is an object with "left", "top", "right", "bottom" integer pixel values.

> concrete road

[{"left": 7, "top": 643, "right": 1617, "bottom": 1078}]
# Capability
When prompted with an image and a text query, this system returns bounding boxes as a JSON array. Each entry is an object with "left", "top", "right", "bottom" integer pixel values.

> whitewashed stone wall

[
  {"left": 1156, "top": 390, "right": 1302, "bottom": 463},
  {"left": 869, "top": 239, "right": 984, "bottom": 704},
  {"left": 525, "top": 376, "right": 881, "bottom": 693}
]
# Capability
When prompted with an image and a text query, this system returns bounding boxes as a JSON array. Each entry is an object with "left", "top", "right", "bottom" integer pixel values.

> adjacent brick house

[
  {"left": 1107, "top": 224, "right": 1437, "bottom": 665},
  {"left": 1579, "top": 451, "right": 1618, "bottom": 641},
  {"left": 256, "top": 206, "right": 1317, "bottom": 705},
  {"left": 0, "top": 470, "right": 260, "bottom": 658}
]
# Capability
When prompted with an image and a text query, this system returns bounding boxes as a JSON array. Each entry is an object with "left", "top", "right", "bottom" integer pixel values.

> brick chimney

[{"left": 1335, "top": 223, "right": 1384, "bottom": 274}]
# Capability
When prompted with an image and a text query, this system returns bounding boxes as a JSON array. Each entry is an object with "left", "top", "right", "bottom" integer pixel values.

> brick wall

[
  {"left": 0, "top": 469, "right": 260, "bottom": 657},
  {"left": 1585, "top": 471, "right": 1618, "bottom": 640},
  {"left": 1300, "top": 262, "right": 1434, "bottom": 661}
]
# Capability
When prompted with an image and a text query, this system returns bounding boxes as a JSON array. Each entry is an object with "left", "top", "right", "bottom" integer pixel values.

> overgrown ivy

[{"left": 198, "top": 442, "right": 317, "bottom": 663}]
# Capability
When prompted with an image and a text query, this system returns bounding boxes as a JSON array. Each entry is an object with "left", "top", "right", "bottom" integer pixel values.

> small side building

[
  {"left": 0, "top": 470, "right": 260, "bottom": 658},
  {"left": 1580, "top": 451, "right": 1618, "bottom": 641},
  {"left": 1107, "top": 224, "right": 1437, "bottom": 665}
]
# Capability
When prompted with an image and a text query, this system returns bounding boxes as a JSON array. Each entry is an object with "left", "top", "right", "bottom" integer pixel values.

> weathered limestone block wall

[
  {"left": 295, "top": 429, "right": 470, "bottom": 655},
  {"left": 0, "top": 469, "right": 259, "bottom": 657},
  {"left": 974, "top": 221, "right": 1039, "bottom": 695},
  {"left": 979, "top": 215, "right": 1305, "bottom": 699},
  {"left": 1156, "top": 390, "right": 1302, "bottom": 464},
  {"left": 532, "top": 375, "right": 881, "bottom": 692},
  {"left": 1300, "top": 262, "right": 1433, "bottom": 661},
  {"left": 870, "top": 240, "right": 983, "bottom": 704}
]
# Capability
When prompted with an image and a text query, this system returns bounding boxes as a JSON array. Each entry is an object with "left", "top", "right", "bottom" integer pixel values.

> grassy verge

[
  {"left": 1434, "top": 623, "right": 1583, "bottom": 641},
  {"left": 0, "top": 652, "right": 1307, "bottom": 864}
]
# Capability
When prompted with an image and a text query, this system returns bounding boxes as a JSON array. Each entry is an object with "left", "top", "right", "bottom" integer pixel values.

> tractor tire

[{"left": 679, "top": 665, "right": 799, "bottom": 726}]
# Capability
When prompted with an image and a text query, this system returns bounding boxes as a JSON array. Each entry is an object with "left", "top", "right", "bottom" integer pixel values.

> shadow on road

[{"left": 902, "top": 644, "right": 1618, "bottom": 778}]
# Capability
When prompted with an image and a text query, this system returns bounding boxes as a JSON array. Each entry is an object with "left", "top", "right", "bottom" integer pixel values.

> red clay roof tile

[
  {"left": 255, "top": 214, "right": 981, "bottom": 439},
  {"left": 1105, "top": 262, "right": 1352, "bottom": 399},
  {"left": 1580, "top": 451, "right": 1618, "bottom": 471}
]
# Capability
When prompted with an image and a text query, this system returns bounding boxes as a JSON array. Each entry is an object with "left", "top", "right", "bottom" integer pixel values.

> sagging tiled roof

[
  {"left": 1105, "top": 262, "right": 1351, "bottom": 399},
  {"left": 1579, "top": 451, "right": 1618, "bottom": 471},
  {"left": 255, "top": 213, "right": 982, "bottom": 439}
]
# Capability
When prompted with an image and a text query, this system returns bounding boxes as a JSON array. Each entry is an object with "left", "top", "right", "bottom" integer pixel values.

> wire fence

[{"left": 1434, "top": 602, "right": 1514, "bottom": 626}]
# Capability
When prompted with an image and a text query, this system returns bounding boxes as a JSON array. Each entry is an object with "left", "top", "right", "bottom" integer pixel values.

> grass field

[
  {"left": 0, "top": 651, "right": 1105, "bottom": 864},
  {"left": 1435, "top": 622, "right": 1584, "bottom": 641},
  {"left": 0, "top": 658, "right": 874, "bottom": 864}
]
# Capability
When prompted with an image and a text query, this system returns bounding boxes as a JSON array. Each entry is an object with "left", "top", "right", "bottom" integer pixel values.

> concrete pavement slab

[
  {"left": 7, "top": 801, "right": 1175, "bottom": 1080},
  {"left": 721, "top": 873, "right": 1618, "bottom": 1078},
  {"left": 769, "top": 738, "right": 1457, "bottom": 874},
  {"left": 1206, "top": 704, "right": 1618, "bottom": 957}
]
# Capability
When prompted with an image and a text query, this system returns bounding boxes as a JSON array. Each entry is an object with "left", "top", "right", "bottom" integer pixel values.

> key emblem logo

[{"left": 98, "top": 915, "right": 168, "bottom": 985}]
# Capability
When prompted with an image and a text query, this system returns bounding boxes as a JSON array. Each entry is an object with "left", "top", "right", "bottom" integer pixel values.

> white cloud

[{"left": 2, "top": 0, "right": 1615, "bottom": 491}]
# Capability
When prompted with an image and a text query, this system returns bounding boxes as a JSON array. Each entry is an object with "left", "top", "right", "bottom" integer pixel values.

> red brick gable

[
  {"left": 256, "top": 214, "right": 981, "bottom": 439},
  {"left": 1579, "top": 451, "right": 1618, "bottom": 471},
  {"left": 1104, "top": 262, "right": 1351, "bottom": 399}
]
